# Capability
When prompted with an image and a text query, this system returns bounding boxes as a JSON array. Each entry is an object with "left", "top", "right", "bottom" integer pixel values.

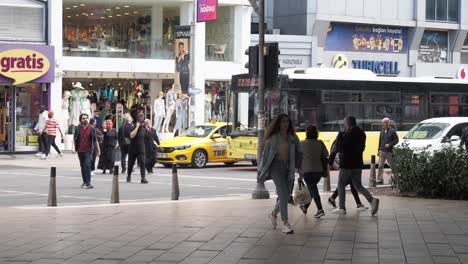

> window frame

[{"left": 426, "top": 0, "right": 458, "bottom": 23}]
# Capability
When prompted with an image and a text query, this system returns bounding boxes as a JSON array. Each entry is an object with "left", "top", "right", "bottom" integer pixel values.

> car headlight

[{"left": 174, "top": 145, "right": 191, "bottom": 150}]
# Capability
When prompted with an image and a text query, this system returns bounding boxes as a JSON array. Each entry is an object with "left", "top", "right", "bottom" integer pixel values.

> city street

[{"left": 0, "top": 153, "right": 392, "bottom": 208}]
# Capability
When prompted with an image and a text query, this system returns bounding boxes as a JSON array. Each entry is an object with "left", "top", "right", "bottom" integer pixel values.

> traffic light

[
  {"left": 245, "top": 45, "right": 259, "bottom": 76},
  {"left": 265, "top": 42, "right": 279, "bottom": 88}
]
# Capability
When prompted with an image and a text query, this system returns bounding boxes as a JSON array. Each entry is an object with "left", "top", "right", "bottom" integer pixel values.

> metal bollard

[
  {"left": 111, "top": 165, "right": 120, "bottom": 203},
  {"left": 171, "top": 163, "right": 180, "bottom": 200},
  {"left": 47, "top": 167, "right": 57, "bottom": 207},
  {"left": 323, "top": 164, "right": 331, "bottom": 192},
  {"left": 369, "top": 155, "right": 376, "bottom": 187}
]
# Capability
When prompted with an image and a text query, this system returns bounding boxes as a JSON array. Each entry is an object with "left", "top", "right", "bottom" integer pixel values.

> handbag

[
  {"left": 293, "top": 179, "right": 312, "bottom": 205},
  {"left": 122, "top": 124, "right": 131, "bottom": 146},
  {"left": 320, "top": 140, "right": 329, "bottom": 178}
]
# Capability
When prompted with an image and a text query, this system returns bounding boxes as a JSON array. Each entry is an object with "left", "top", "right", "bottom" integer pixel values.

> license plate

[
  {"left": 244, "top": 154, "right": 256, "bottom": 159},
  {"left": 157, "top": 153, "right": 168, "bottom": 158}
]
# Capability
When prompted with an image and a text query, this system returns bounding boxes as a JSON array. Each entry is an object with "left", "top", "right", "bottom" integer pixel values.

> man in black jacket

[
  {"left": 74, "top": 113, "right": 100, "bottom": 189},
  {"left": 118, "top": 113, "right": 134, "bottom": 174},
  {"left": 333, "top": 116, "right": 379, "bottom": 216},
  {"left": 377, "top": 117, "right": 399, "bottom": 184}
]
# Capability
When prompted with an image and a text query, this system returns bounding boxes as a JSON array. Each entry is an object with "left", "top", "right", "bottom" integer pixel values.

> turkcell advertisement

[{"left": 325, "top": 23, "right": 408, "bottom": 54}]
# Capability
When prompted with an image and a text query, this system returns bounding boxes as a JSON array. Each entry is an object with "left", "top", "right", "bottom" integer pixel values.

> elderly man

[{"left": 377, "top": 117, "right": 399, "bottom": 185}]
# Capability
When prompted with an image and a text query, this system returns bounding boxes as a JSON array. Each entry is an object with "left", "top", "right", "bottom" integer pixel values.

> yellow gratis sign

[{"left": 0, "top": 49, "right": 50, "bottom": 85}]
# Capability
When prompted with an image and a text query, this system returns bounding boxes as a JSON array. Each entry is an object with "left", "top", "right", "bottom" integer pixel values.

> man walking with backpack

[
  {"left": 332, "top": 116, "right": 379, "bottom": 216},
  {"left": 74, "top": 113, "right": 100, "bottom": 189}
]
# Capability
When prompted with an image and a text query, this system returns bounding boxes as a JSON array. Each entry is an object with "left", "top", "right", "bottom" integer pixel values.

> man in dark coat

[
  {"left": 143, "top": 119, "right": 161, "bottom": 174},
  {"left": 377, "top": 117, "right": 399, "bottom": 184}
]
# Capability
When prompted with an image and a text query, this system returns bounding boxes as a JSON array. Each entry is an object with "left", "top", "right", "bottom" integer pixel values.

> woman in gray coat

[{"left": 257, "top": 114, "right": 298, "bottom": 234}]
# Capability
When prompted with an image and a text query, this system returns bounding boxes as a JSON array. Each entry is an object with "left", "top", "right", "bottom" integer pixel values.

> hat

[{"left": 73, "top": 82, "right": 84, "bottom": 89}]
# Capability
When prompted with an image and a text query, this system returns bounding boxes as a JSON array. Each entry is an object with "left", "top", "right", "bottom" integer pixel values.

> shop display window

[
  {"left": 205, "top": 81, "right": 229, "bottom": 122},
  {"left": 63, "top": 2, "right": 180, "bottom": 59},
  {"left": 205, "top": 7, "right": 234, "bottom": 61}
]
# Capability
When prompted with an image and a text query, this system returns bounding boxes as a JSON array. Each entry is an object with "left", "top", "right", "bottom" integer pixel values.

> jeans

[
  {"left": 378, "top": 150, "right": 394, "bottom": 181},
  {"left": 271, "top": 160, "right": 290, "bottom": 222},
  {"left": 331, "top": 182, "right": 363, "bottom": 206},
  {"left": 38, "top": 133, "right": 47, "bottom": 153},
  {"left": 45, "top": 135, "right": 61, "bottom": 156},
  {"left": 91, "top": 149, "right": 97, "bottom": 171},
  {"left": 338, "top": 169, "right": 373, "bottom": 210},
  {"left": 78, "top": 152, "right": 92, "bottom": 185},
  {"left": 302, "top": 172, "right": 323, "bottom": 211},
  {"left": 121, "top": 146, "right": 129, "bottom": 171},
  {"left": 127, "top": 150, "right": 145, "bottom": 179}
]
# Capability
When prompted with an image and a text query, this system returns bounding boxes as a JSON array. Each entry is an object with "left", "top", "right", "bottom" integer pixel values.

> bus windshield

[{"left": 403, "top": 123, "right": 449, "bottom": 139}]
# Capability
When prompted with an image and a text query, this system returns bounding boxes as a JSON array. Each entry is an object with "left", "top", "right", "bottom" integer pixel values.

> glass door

[{"left": 0, "top": 85, "right": 10, "bottom": 152}]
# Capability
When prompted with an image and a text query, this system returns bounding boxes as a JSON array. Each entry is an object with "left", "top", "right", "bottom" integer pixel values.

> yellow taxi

[{"left": 157, "top": 122, "right": 239, "bottom": 168}]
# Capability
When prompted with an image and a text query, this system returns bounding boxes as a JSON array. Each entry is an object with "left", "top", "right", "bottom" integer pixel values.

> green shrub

[{"left": 392, "top": 144, "right": 468, "bottom": 200}]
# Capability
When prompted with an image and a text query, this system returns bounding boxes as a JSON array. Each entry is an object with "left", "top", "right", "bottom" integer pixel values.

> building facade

[{"left": 252, "top": 0, "right": 468, "bottom": 79}]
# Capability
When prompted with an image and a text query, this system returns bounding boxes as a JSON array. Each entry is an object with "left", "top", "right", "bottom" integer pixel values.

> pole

[
  {"left": 252, "top": 0, "right": 269, "bottom": 199},
  {"left": 369, "top": 155, "right": 376, "bottom": 187},
  {"left": 188, "top": 0, "right": 197, "bottom": 127},
  {"left": 47, "top": 167, "right": 57, "bottom": 207},
  {"left": 111, "top": 165, "right": 120, "bottom": 203},
  {"left": 171, "top": 163, "right": 180, "bottom": 200}
]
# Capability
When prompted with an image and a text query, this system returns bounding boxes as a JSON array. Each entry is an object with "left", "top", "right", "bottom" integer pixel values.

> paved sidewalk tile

[{"left": 1, "top": 195, "right": 468, "bottom": 264}]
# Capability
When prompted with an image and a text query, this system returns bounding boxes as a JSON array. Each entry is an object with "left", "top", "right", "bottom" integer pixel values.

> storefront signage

[
  {"left": 418, "top": 30, "right": 448, "bottom": 63},
  {"left": 0, "top": 44, "right": 54, "bottom": 85},
  {"left": 352, "top": 60, "right": 400, "bottom": 75},
  {"left": 458, "top": 66, "right": 467, "bottom": 80},
  {"left": 325, "top": 23, "right": 408, "bottom": 54},
  {"left": 175, "top": 26, "right": 191, "bottom": 39},
  {"left": 197, "top": 0, "right": 218, "bottom": 22}
]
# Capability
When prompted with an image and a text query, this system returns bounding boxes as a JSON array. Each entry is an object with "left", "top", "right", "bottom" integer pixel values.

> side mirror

[
  {"left": 212, "top": 133, "right": 221, "bottom": 139},
  {"left": 450, "top": 135, "right": 460, "bottom": 142}
]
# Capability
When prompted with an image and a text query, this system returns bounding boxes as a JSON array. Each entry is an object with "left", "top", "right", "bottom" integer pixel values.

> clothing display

[
  {"left": 174, "top": 98, "right": 186, "bottom": 131},
  {"left": 81, "top": 90, "right": 92, "bottom": 117},
  {"left": 70, "top": 88, "right": 83, "bottom": 126},
  {"left": 204, "top": 93, "right": 212, "bottom": 122},
  {"left": 162, "top": 89, "right": 176, "bottom": 133},
  {"left": 61, "top": 91, "right": 71, "bottom": 132},
  {"left": 153, "top": 95, "right": 165, "bottom": 133}
]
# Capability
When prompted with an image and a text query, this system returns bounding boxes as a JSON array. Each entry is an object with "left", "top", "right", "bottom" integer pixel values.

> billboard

[
  {"left": 175, "top": 26, "right": 191, "bottom": 96},
  {"left": 325, "top": 23, "right": 408, "bottom": 54},
  {"left": 197, "top": 0, "right": 218, "bottom": 22},
  {"left": 418, "top": 30, "right": 448, "bottom": 63}
]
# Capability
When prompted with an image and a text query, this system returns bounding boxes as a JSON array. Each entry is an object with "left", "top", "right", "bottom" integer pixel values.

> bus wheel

[
  {"left": 251, "top": 160, "right": 258, "bottom": 166},
  {"left": 191, "top": 150, "right": 208, "bottom": 168},
  {"left": 224, "top": 162, "right": 236, "bottom": 166}
]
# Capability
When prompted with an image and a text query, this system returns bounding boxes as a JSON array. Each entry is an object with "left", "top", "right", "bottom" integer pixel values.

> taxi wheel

[
  {"left": 191, "top": 150, "right": 208, "bottom": 168},
  {"left": 224, "top": 162, "right": 236, "bottom": 166},
  {"left": 251, "top": 160, "right": 258, "bottom": 166}
]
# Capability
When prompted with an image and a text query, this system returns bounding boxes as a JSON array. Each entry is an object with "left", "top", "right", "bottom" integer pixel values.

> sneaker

[
  {"left": 314, "top": 210, "right": 325, "bottom": 218},
  {"left": 85, "top": 184, "right": 94, "bottom": 189},
  {"left": 300, "top": 205, "right": 308, "bottom": 215},
  {"left": 90, "top": 171, "right": 95, "bottom": 176},
  {"left": 269, "top": 212, "right": 277, "bottom": 229},
  {"left": 57, "top": 153, "right": 63, "bottom": 158},
  {"left": 81, "top": 183, "right": 86, "bottom": 188},
  {"left": 371, "top": 198, "right": 380, "bottom": 216},
  {"left": 141, "top": 178, "right": 148, "bottom": 184},
  {"left": 126, "top": 177, "right": 131, "bottom": 183},
  {"left": 121, "top": 168, "right": 126, "bottom": 174},
  {"left": 357, "top": 204, "right": 369, "bottom": 211},
  {"left": 331, "top": 208, "right": 346, "bottom": 214},
  {"left": 40, "top": 154, "right": 47, "bottom": 160},
  {"left": 148, "top": 171, "right": 153, "bottom": 175},
  {"left": 288, "top": 196, "right": 294, "bottom": 205},
  {"left": 282, "top": 223, "right": 294, "bottom": 234},
  {"left": 35, "top": 152, "right": 42, "bottom": 157},
  {"left": 328, "top": 197, "right": 337, "bottom": 208},
  {"left": 102, "top": 170, "right": 106, "bottom": 174}
]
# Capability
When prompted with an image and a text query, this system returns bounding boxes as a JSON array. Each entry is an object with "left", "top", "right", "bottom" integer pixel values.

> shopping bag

[{"left": 293, "top": 179, "right": 311, "bottom": 205}]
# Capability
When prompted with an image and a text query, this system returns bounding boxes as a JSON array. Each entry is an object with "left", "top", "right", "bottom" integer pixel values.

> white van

[{"left": 397, "top": 117, "right": 468, "bottom": 152}]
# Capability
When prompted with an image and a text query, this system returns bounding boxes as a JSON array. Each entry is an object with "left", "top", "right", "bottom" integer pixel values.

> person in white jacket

[{"left": 34, "top": 106, "right": 48, "bottom": 156}]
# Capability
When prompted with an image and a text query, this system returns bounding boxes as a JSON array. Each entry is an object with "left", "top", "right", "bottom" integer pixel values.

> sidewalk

[{"left": 1, "top": 195, "right": 468, "bottom": 264}]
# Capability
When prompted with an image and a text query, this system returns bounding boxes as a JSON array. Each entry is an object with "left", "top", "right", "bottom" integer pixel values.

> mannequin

[
  {"left": 162, "top": 86, "right": 176, "bottom": 133},
  {"left": 70, "top": 82, "right": 84, "bottom": 126},
  {"left": 153, "top": 91, "right": 165, "bottom": 133},
  {"left": 81, "top": 90, "right": 92, "bottom": 116},
  {"left": 204, "top": 91, "right": 212, "bottom": 122},
  {"left": 174, "top": 94, "right": 188, "bottom": 135},
  {"left": 61, "top": 91, "right": 71, "bottom": 133}
]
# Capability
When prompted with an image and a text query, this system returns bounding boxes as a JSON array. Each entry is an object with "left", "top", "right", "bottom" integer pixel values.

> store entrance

[{"left": 0, "top": 85, "right": 11, "bottom": 152}]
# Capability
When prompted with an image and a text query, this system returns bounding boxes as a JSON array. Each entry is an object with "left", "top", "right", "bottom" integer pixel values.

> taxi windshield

[{"left": 180, "top": 125, "right": 216, "bottom": 137}]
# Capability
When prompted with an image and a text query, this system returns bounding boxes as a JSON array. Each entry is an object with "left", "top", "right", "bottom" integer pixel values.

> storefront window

[
  {"left": 205, "top": 81, "right": 229, "bottom": 122},
  {"left": 63, "top": 2, "right": 180, "bottom": 59},
  {"left": 205, "top": 7, "right": 234, "bottom": 61},
  {"left": 0, "top": 0, "right": 46, "bottom": 42}
]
